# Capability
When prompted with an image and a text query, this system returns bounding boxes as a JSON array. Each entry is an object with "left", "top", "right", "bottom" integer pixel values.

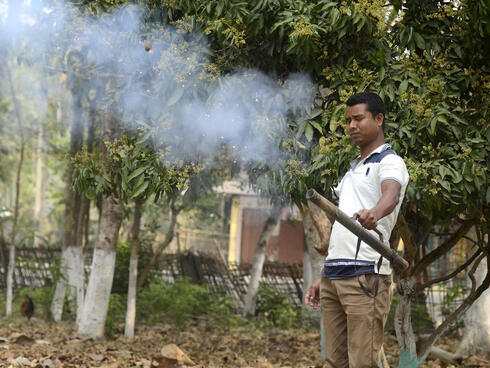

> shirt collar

[{"left": 350, "top": 143, "right": 391, "bottom": 170}]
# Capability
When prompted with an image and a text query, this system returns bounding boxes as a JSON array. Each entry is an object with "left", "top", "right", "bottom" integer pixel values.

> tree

[
  {"left": 2, "top": 62, "right": 26, "bottom": 317},
  {"left": 163, "top": 0, "right": 489, "bottom": 363},
  {"left": 124, "top": 197, "right": 143, "bottom": 340},
  {"left": 242, "top": 203, "right": 283, "bottom": 317}
]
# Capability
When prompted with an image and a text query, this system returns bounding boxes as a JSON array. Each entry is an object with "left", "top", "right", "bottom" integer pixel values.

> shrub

[
  {"left": 105, "top": 293, "right": 127, "bottom": 339},
  {"left": 111, "top": 240, "right": 152, "bottom": 294},
  {"left": 0, "top": 287, "right": 54, "bottom": 320},
  {"left": 137, "top": 277, "right": 242, "bottom": 327},
  {"left": 255, "top": 282, "right": 302, "bottom": 329}
]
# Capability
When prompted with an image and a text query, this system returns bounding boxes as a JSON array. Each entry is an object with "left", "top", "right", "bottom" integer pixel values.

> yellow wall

[{"left": 228, "top": 196, "right": 240, "bottom": 264}]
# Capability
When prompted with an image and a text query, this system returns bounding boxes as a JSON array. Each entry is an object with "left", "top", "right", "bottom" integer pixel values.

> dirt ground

[{"left": 0, "top": 318, "right": 488, "bottom": 367}]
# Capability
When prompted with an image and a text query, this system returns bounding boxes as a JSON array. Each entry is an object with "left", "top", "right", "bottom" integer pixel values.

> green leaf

[
  {"left": 305, "top": 124, "right": 314, "bottom": 141},
  {"left": 440, "top": 180, "right": 451, "bottom": 191},
  {"left": 331, "top": 8, "right": 340, "bottom": 24},
  {"left": 131, "top": 181, "right": 149, "bottom": 199},
  {"left": 413, "top": 32, "right": 425, "bottom": 49},
  {"left": 127, "top": 166, "right": 148, "bottom": 182},
  {"left": 167, "top": 87, "right": 185, "bottom": 107},
  {"left": 438, "top": 166, "right": 448, "bottom": 178},
  {"left": 308, "top": 109, "right": 323, "bottom": 119},
  {"left": 450, "top": 168, "right": 463, "bottom": 184},
  {"left": 399, "top": 80, "right": 408, "bottom": 94},
  {"left": 379, "top": 67, "right": 386, "bottom": 82},
  {"left": 310, "top": 121, "right": 323, "bottom": 133},
  {"left": 453, "top": 44, "right": 462, "bottom": 58},
  {"left": 408, "top": 78, "right": 420, "bottom": 87},
  {"left": 437, "top": 115, "right": 448, "bottom": 124}
]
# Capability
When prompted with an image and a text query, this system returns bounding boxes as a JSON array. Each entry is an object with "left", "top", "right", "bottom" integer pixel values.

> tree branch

[
  {"left": 393, "top": 213, "right": 418, "bottom": 276},
  {"left": 411, "top": 221, "right": 474, "bottom": 277},
  {"left": 418, "top": 252, "right": 489, "bottom": 360},
  {"left": 417, "top": 227, "right": 432, "bottom": 249},
  {"left": 137, "top": 198, "right": 180, "bottom": 288},
  {"left": 415, "top": 248, "right": 482, "bottom": 292}
]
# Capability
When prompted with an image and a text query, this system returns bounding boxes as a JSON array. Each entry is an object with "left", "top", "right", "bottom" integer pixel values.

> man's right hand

[{"left": 305, "top": 276, "right": 322, "bottom": 309}]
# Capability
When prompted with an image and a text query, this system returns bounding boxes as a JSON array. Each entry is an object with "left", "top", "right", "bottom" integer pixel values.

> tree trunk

[
  {"left": 243, "top": 205, "right": 282, "bottom": 317},
  {"left": 0, "top": 228, "right": 8, "bottom": 288},
  {"left": 51, "top": 93, "right": 84, "bottom": 322},
  {"left": 137, "top": 201, "right": 179, "bottom": 289},
  {"left": 78, "top": 195, "right": 123, "bottom": 339},
  {"left": 82, "top": 101, "right": 97, "bottom": 249},
  {"left": 68, "top": 246, "right": 85, "bottom": 324},
  {"left": 302, "top": 202, "right": 332, "bottom": 292},
  {"left": 394, "top": 276, "right": 417, "bottom": 357},
  {"left": 125, "top": 199, "right": 143, "bottom": 340},
  {"left": 51, "top": 251, "right": 68, "bottom": 321},
  {"left": 34, "top": 121, "right": 44, "bottom": 247},
  {"left": 5, "top": 62, "right": 25, "bottom": 317}
]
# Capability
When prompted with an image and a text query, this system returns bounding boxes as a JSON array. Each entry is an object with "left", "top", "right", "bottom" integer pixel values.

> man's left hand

[{"left": 357, "top": 209, "right": 378, "bottom": 230}]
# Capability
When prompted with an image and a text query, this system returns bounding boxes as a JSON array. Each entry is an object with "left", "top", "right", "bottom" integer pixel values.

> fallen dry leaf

[
  {"left": 155, "top": 357, "right": 179, "bottom": 368},
  {"left": 160, "top": 344, "right": 195, "bottom": 365},
  {"left": 99, "top": 363, "right": 120, "bottom": 368},
  {"left": 88, "top": 353, "right": 105, "bottom": 361},
  {"left": 11, "top": 335, "right": 34, "bottom": 346},
  {"left": 11, "top": 356, "right": 30, "bottom": 367},
  {"left": 110, "top": 349, "right": 132, "bottom": 359}
]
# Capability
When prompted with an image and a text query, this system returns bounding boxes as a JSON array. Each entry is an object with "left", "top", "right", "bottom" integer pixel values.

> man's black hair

[{"left": 346, "top": 92, "right": 385, "bottom": 120}]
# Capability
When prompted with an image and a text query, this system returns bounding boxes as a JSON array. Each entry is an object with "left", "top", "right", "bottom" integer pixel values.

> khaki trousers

[{"left": 320, "top": 274, "right": 393, "bottom": 368}]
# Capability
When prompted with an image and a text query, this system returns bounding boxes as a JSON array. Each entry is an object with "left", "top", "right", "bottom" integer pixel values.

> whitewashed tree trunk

[
  {"left": 51, "top": 247, "right": 68, "bottom": 322},
  {"left": 66, "top": 246, "right": 85, "bottom": 325},
  {"left": 5, "top": 244, "right": 15, "bottom": 317},
  {"left": 50, "top": 93, "right": 84, "bottom": 322},
  {"left": 78, "top": 195, "right": 123, "bottom": 339},
  {"left": 125, "top": 250, "right": 138, "bottom": 340},
  {"left": 5, "top": 63, "right": 24, "bottom": 317},
  {"left": 51, "top": 246, "right": 85, "bottom": 323},
  {"left": 243, "top": 205, "right": 282, "bottom": 317},
  {"left": 125, "top": 199, "right": 143, "bottom": 340},
  {"left": 457, "top": 258, "right": 490, "bottom": 355}
]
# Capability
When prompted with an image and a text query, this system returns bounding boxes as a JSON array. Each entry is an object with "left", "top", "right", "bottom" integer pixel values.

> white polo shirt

[{"left": 324, "top": 143, "right": 409, "bottom": 276}]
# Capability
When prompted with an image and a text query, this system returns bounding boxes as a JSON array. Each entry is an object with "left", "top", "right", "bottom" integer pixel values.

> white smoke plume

[{"left": 0, "top": 0, "right": 315, "bottom": 166}]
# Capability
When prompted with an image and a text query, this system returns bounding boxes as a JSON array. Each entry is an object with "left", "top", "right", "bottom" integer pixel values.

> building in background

[{"left": 216, "top": 181, "right": 304, "bottom": 265}]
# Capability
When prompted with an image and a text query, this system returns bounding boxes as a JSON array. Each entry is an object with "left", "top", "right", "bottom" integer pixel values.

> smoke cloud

[{"left": 0, "top": 1, "right": 315, "bottom": 167}]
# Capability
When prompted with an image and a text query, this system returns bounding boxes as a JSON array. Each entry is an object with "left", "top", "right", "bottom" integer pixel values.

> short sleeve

[{"left": 379, "top": 155, "right": 409, "bottom": 187}]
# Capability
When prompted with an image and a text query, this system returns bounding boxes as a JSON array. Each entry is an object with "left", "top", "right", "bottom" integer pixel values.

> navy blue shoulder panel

[{"left": 364, "top": 149, "right": 397, "bottom": 165}]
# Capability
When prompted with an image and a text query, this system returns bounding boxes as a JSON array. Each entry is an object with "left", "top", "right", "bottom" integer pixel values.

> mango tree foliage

[
  {"left": 72, "top": 132, "right": 198, "bottom": 202},
  {"left": 155, "top": 0, "right": 489, "bottom": 363}
]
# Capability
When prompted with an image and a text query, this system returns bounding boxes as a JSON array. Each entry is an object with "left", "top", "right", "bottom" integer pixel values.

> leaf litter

[{"left": 0, "top": 318, "right": 488, "bottom": 367}]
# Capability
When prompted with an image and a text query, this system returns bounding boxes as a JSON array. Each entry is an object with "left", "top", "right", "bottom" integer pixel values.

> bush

[
  {"left": 105, "top": 293, "right": 127, "bottom": 339},
  {"left": 111, "top": 240, "right": 152, "bottom": 294},
  {"left": 255, "top": 282, "right": 302, "bottom": 329},
  {"left": 0, "top": 287, "right": 54, "bottom": 320},
  {"left": 137, "top": 277, "right": 242, "bottom": 327}
]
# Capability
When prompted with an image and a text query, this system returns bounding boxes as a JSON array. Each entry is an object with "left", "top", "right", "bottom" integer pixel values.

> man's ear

[{"left": 376, "top": 113, "right": 384, "bottom": 127}]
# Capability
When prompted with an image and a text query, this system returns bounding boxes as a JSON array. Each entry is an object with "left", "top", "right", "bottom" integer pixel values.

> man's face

[{"left": 346, "top": 103, "right": 383, "bottom": 147}]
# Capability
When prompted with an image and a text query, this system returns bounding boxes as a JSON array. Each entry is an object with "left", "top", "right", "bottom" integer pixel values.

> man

[{"left": 305, "top": 92, "right": 409, "bottom": 368}]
